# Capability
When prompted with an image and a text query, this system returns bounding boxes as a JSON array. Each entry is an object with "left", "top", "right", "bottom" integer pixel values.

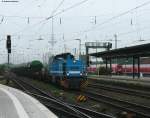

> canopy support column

[
  {"left": 133, "top": 57, "right": 135, "bottom": 79},
  {"left": 110, "top": 58, "right": 112, "bottom": 75},
  {"left": 106, "top": 58, "right": 108, "bottom": 70},
  {"left": 137, "top": 57, "right": 140, "bottom": 78}
]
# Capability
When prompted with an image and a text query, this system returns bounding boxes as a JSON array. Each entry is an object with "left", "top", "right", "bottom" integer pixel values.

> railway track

[
  {"left": 83, "top": 88, "right": 150, "bottom": 118},
  {"left": 88, "top": 83, "right": 150, "bottom": 99},
  {"left": 88, "top": 75, "right": 150, "bottom": 86},
  {"left": 11, "top": 76, "right": 114, "bottom": 118},
  {"left": 12, "top": 78, "right": 82, "bottom": 118},
  {"left": 88, "top": 76, "right": 150, "bottom": 94}
]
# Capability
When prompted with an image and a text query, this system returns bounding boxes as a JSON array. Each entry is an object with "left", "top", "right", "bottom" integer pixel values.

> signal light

[{"left": 6, "top": 35, "right": 11, "bottom": 53}]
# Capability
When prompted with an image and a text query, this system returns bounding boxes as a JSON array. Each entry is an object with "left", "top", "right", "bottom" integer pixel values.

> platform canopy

[{"left": 90, "top": 43, "right": 150, "bottom": 58}]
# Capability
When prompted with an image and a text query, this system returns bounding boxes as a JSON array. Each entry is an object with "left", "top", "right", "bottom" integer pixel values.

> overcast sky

[{"left": 0, "top": 0, "right": 150, "bottom": 64}]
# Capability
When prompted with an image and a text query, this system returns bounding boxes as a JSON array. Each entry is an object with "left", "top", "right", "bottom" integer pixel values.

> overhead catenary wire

[
  {"left": 32, "top": 0, "right": 65, "bottom": 38},
  {"left": 1, "top": 0, "right": 150, "bottom": 37},
  {"left": 51, "top": 0, "right": 65, "bottom": 15},
  {"left": 0, "top": 14, "right": 47, "bottom": 19},
  {"left": 2, "top": 0, "right": 149, "bottom": 37},
  {"left": 79, "top": 0, "right": 150, "bottom": 34},
  {"left": 9, "top": 0, "right": 150, "bottom": 44},
  {"left": 118, "top": 25, "right": 150, "bottom": 36},
  {"left": 46, "top": 0, "right": 89, "bottom": 20},
  {"left": 12, "top": 0, "right": 90, "bottom": 36},
  {"left": 0, "top": 0, "right": 86, "bottom": 20},
  {"left": 8, "top": 20, "right": 150, "bottom": 43},
  {"left": 48, "top": 0, "right": 65, "bottom": 50},
  {"left": 0, "top": 0, "right": 88, "bottom": 20}
]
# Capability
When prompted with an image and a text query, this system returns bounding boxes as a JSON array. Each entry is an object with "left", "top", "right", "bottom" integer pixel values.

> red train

[
  {"left": 112, "top": 64, "right": 150, "bottom": 76},
  {"left": 88, "top": 64, "right": 150, "bottom": 76}
]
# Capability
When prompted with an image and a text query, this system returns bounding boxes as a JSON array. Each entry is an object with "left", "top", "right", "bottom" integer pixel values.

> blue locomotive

[{"left": 48, "top": 53, "right": 87, "bottom": 89}]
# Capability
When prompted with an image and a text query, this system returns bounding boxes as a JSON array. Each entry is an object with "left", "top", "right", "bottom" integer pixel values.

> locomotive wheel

[{"left": 60, "top": 78, "right": 69, "bottom": 89}]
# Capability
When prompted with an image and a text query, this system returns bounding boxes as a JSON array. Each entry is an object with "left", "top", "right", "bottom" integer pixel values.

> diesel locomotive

[{"left": 48, "top": 53, "right": 87, "bottom": 89}]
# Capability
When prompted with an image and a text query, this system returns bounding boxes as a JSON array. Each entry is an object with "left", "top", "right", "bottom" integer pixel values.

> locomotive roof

[{"left": 54, "top": 53, "right": 74, "bottom": 59}]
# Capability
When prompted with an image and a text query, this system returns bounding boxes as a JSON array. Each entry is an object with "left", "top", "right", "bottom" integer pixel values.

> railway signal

[
  {"left": 5, "top": 35, "right": 11, "bottom": 84},
  {"left": 6, "top": 35, "right": 11, "bottom": 66},
  {"left": 6, "top": 35, "right": 11, "bottom": 53}
]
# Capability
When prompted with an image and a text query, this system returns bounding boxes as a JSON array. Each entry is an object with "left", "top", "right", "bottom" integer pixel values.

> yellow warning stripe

[
  {"left": 76, "top": 95, "right": 87, "bottom": 102},
  {"left": 83, "top": 97, "right": 86, "bottom": 101},
  {"left": 80, "top": 95, "right": 85, "bottom": 101}
]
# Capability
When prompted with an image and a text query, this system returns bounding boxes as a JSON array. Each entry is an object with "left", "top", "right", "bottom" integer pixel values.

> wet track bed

[
  {"left": 4, "top": 73, "right": 150, "bottom": 118},
  {"left": 84, "top": 77, "right": 150, "bottom": 118},
  {"left": 83, "top": 88, "right": 150, "bottom": 117},
  {"left": 88, "top": 76, "right": 150, "bottom": 92},
  {"left": 8, "top": 74, "right": 114, "bottom": 118},
  {"left": 88, "top": 83, "right": 150, "bottom": 106}
]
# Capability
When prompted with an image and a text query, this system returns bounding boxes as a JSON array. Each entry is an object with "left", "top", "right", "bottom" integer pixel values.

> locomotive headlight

[
  {"left": 67, "top": 72, "right": 70, "bottom": 76},
  {"left": 83, "top": 72, "right": 87, "bottom": 76},
  {"left": 80, "top": 73, "right": 83, "bottom": 76}
]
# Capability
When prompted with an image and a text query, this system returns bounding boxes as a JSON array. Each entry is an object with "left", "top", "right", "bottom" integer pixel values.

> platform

[
  {"left": 88, "top": 75, "right": 150, "bottom": 86},
  {"left": 0, "top": 84, "right": 58, "bottom": 118},
  {"left": 88, "top": 74, "right": 150, "bottom": 81}
]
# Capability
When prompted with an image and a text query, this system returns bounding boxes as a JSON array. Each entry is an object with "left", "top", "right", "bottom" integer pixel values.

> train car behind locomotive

[{"left": 48, "top": 53, "right": 87, "bottom": 89}]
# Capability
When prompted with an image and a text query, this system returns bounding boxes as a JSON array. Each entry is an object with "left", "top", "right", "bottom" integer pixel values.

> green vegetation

[
  {"left": 0, "top": 64, "right": 6, "bottom": 75},
  {"left": 0, "top": 79, "right": 7, "bottom": 84},
  {"left": 0, "top": 63, "right": 16, "bottom": 75},
  {"left": 0, "top": 79, "right": 14, "bottom": 87}
]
